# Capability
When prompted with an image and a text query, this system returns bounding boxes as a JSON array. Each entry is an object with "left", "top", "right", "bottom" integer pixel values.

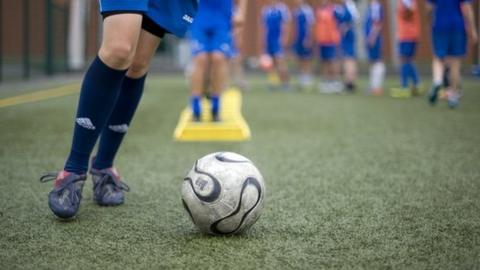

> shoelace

[
  {"left": 94, "top": 173, "right": 130, "bottom": 195},
  {"left": 40, "top": 172, "right": 86, "bottom": 204}
]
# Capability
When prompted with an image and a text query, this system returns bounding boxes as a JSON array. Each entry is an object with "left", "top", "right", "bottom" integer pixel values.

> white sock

[{"left": 370, "top": 62, "right": 385, "bottom": 90}]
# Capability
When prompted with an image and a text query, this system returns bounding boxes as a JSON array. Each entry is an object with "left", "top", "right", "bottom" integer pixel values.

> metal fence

[{"left": 0, "top": 0, "right": 72, "bottom": 82}]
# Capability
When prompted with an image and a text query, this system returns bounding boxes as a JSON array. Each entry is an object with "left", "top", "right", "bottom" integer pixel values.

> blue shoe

[
  {"left": 90, "top": 167, "right": 130, "bottom": 206},
  {"left": 40, "top": 171, "right": 86, "bottom": 219},
  {"left": 428, "top": 85, "right": 441, "bottom": 105}
]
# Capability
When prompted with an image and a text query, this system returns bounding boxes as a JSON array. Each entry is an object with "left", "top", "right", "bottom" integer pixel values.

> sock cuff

[{"left": 94, "top": 56, "right": 129, "bottom": 75}]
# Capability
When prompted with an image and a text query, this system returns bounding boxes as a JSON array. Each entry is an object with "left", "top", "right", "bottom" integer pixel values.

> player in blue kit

[
  {"left": 292, "top": 0, "right": 315, "bottom": 90},
  {"left": 262, "top": 0, "right": 291, "bottom": 90},
  {"left": 189, "top": 0, "right": 247, "bottom": 121},
  {"left": 427, "top": 0, "right": 477, "bottom": 108},
  {"left": 364, "top": 0, "right": 385, "bottom": 96},
  {"left": 40, "top": 0, "right": 198, "bottom": 219},
  {"left": 336, "top": 0, "right": 359, "bottom": 92}
]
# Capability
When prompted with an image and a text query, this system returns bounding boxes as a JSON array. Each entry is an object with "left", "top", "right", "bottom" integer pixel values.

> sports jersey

[
  {"left": 364, "top": 1, "right": 383, "bottom": 38},
  {"left": 336, "top": 1, "right": 358, "bottom": 58},
  {"left": 99, "top": 0, "right": 198, "bottom": 38},
  {"left": 293, "top": 4, "right": 314, "bottom": 46},
  {"left": 397, "top": 0, "right": 420, "bottom": 41},
  {"left": 262, "top": 3, "right": 290, "bottom": 56},
  {"left": 315, "top": 4, "right": 341, "bottom": 45},
  {"left": 364, "top": 1, "right": 383, "bottom": 61},
  {"left": 428, "top": 0, "right": 470, "bottom": 32}
]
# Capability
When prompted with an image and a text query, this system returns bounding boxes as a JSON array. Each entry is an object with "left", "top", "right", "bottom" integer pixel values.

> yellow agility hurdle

[{"left": 173, "top": 88, "right": 251, "bottom": 142}]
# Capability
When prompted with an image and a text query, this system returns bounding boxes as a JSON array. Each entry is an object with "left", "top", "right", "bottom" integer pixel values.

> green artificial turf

[{"left": 0, "top": 75, "right": 479, "bottom": 269}]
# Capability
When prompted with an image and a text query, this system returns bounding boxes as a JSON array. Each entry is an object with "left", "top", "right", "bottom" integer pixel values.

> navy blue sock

[
  {"left": 64, "top": 57, "right": 126, "bottom": 174},
  {"left": 211, "top": 95, "right": 220, "bottom": 116},
  {"left": 93, "top": 75, "right": 146, "bottom": 170},
  {"left": 191, "top": 95, "right": 201, "bottom": 119},
  {"left": 400, "top": 63, "right": 409, "bottom": 88}
]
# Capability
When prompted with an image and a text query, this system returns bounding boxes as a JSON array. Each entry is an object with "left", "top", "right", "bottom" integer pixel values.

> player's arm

[
  {"left": 461, "top": 1, "right": 478, "bottom": 44},
  {"left": 401, "top": 0, "right": 414, "bottom": 20},
  {"left": 233, "top": 0, "right": 248, "bottom": 27},
  {"left": 368, "top": 7, "right": 383, "bottom": 47},
  {"left": 281, "top": 6, "right": 291, "bottom": 48}
]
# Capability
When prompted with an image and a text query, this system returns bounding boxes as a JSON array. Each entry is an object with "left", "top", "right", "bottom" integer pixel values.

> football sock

[
  {"left": 191, "top": 95, "right": 201, "bottom": 119},
  {"left": 93, "top": 75, "right": 146, "bottom": 170},
  {"left": 211, "top": 95, "right": 220, "bottom": 117},
  {"left": 401, "top": 63, "right": 409, "bottom": 88},
  {"left": 370, "top": 62, "right": 385, "bottom": 90},
  {"left": 64, "top": 56, "right": 127, "bottom": 174}
]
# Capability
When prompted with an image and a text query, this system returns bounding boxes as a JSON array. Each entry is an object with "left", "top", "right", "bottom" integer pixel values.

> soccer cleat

[
  {"left": 40, "top": 171, "right": 87, "bottom": 219},
  {"left": 390, "top": 88, "right": 411, "bottom": 99},
  {"left": 90, "top": 167, "right": 130, "bottom": 206},
  {"left": 428, "top": 84, "right": 441, "bottom": 105},
  {"left": 446, "top": 90, "right": 461, "bottom": 109}
]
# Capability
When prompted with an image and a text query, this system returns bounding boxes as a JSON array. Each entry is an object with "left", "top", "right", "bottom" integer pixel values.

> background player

[
  {"left": 427, "top": 0, "right": 478, "bottom": 108},
  {"left": 189, "top": 0, "right": 247, "bottom": 121},
  {"left": 336, "top": 0, "right": 359, "bottom": 92},
  {"left": 262, "top": 0, "right": 291, "bottom": 90},
  {"left": 391, "top": 0, "right": 421, "bottom": 98},
  {"left": 364, "top": 0, "right": 385, "bottom": 96},
  {"left": 40, "top": 0, "right": 198, "bottom": 219},
  {"left": 315, "top": 0, "right": 342, "bottom": 93},
  {"left": 292, "top": 0, "right": 315, "bottom": 91}
]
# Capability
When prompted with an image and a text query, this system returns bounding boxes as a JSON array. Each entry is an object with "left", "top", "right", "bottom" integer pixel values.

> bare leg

[{"left": 210, "top": 52, "right": 228, "bottom": 95}]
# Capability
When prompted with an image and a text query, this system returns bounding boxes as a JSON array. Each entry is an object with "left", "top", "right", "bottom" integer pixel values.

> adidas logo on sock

[
  {"left": 76, "top": 118, "right": 96, "bottom": 130},
  {"left": 109, "top": 124, "right": 129, "bottom": 133}
]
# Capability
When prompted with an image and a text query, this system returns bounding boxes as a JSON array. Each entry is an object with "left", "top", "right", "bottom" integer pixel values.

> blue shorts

[
  {"left": 366, "top": 38, "right": 382, "bottom": 62},
  {"left": 341, "top": 31, "right": 356, "bottom": 58},
  {"left": 293, "top": 42, "right": 313, "bottom": 59},
  {"left": 398, "top": 41, "right": 417, "bottom": 58},
  {"left": 319, "top": 45, "right": 338, "bottom": 61},
  {"left": 190, "top": 23, "right": 231, "bottom": 57},
  {"left": 341, "top": 39, "right": 356, "bottom": 58},
  {"left": 432, "top": 30, "right": 467, "bottom": 59},
  {"left": 266, "top": 41, "right": 283, "bottom": 58},
  {"left": 98, "top": 0, "right": 198, "bottom": 38}
]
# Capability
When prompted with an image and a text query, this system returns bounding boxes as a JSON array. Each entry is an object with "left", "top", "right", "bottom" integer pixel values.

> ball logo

[{"left": 195, "top": 178, "right": 209, "bottom": 191}]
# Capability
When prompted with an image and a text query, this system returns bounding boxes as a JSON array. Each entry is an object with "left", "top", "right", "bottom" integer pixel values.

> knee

[
  {"left": 127, "top": 57, "right": 151, "bottom": 78},
  {"left": 210, "top": 53, "right": 226, "bottom": 65},
  {"left": 99, "top": 42, "right": 136, "bottom": 69},
  {"left": 194, "top": 53, "right": 209, "bottom": 68}
]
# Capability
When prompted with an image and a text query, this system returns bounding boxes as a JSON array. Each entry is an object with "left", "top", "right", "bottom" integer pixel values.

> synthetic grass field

[{"left": 1, "top": 75, "right": 479, "bottom": 269}]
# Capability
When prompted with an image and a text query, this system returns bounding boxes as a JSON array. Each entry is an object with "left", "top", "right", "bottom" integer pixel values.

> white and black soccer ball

[{"left": 181, "top": 152, "right": 265, "bottom": 235}]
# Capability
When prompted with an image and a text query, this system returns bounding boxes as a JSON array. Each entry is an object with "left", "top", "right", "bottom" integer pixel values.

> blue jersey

[
  {"left": 336, "top": 1, "right": 357, "bottom": 42},
  {"left": 364, "top": 1, "right": 383, "bottom": 37},
  {"left": 262, "top": 3, "right": 291, "bottom": 44},
  {"left": 428, "top": 0, "right": 470, "bottom": 31},
  {"left": 293, "top": 4, "right": 314, "bottom": 45}
]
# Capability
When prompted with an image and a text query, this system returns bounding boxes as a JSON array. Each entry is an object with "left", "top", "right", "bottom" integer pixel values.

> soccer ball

[
  {"left": 259, "top": 54, "right": 273, "bottom": 72},
  {"left": 181, "top": 152, "right": 265, "bottom": 235}
]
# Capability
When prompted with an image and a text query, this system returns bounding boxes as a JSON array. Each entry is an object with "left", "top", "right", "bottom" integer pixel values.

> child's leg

[
  {"left": 65, "top": 14, "right": 143, "bottom": 174},
  {"left": 94, "top": 30, "right": 161, "bottom": 170},
  {"left": 190, "top": 53, "right": 209, "bottom": 119},
  {"left": 209, "top": 52, "right": 228, "bottom": 119}
]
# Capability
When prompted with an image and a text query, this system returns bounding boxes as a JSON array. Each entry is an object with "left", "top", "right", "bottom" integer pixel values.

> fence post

[
  {"left": 0, "top": 0, "right": 3, "bottom": 82},
  {"left": 45, "top": 0, "right": 54, "bottom": 76},
  {"left": 23, "top": 0, "right": 30, "bottom": 79}
]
